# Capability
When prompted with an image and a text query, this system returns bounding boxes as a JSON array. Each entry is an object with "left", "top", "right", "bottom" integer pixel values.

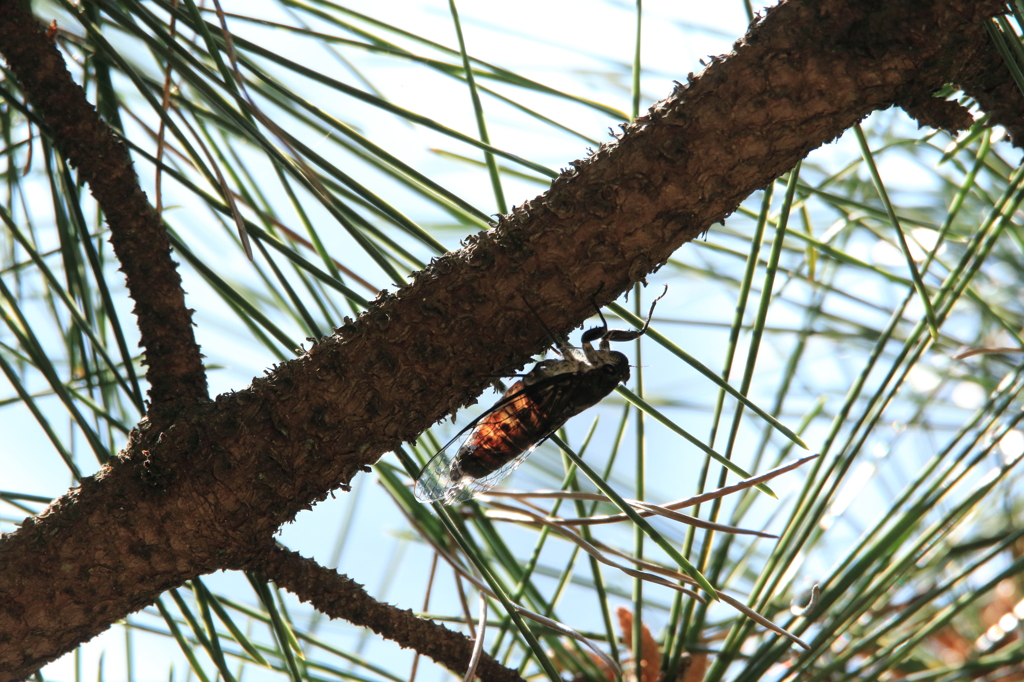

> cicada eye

[{"left": 603, "top": 363, "right": 619, "bottom": 375}]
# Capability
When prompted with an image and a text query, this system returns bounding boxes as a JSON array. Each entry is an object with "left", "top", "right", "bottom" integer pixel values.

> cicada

[{"left": 414, "top": 288, "right": 666, "bottom": 504}]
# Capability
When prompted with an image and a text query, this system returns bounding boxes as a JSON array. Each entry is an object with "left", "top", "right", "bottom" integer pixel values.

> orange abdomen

[{"left": 457, "top": 381, "right": 549, "bottom": 478}]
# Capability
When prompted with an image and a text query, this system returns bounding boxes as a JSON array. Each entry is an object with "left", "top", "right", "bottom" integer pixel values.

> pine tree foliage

[{"left": 2, "top": 1, "right": 1024, "bottom": 681}]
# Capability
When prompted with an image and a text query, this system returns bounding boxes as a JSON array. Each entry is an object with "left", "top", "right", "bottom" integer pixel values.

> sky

[
  {"left": 6, "top": 1, "right": 758, "bottom": 679},
  {"left": 6, "top": 0, "right": 1011, "bottom": 680}
]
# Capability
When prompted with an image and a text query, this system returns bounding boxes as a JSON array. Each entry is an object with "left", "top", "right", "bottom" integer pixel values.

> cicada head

[{"left": 565, "top": 349, "right": 631, "bottom": 415}]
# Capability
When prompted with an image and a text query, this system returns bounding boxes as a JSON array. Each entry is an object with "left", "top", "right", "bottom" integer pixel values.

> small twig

[
  {"left": 395, "top": 503, "right": 622, "bottom": 676},
  {"left": 953, "top": 346, "right": 1023, "bottom": 359},
  {"left": 481, "top": 474, "right": 812, "bottom": 650},
  {"left": 483, "top": 455, "right": 817, "bottom": 527},
  {"left": 487, "top": 500, "right": 774, "bottom": 537},
  {"left": 463, "top": 593, "right": 487, "bottom": 682},
  {"left": 483, "top": 501, "right": 704, "bottom": 600}
]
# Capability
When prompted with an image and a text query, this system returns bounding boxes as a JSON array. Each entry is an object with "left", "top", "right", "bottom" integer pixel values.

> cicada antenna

[{"left": 520, "top": 294, "right": 568, "bottom": 355}]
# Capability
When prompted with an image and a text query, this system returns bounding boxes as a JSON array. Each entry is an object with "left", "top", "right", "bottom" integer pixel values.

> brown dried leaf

[
  {"left": 616, "top": 606, "right": 662, "bottom": 682},
  {"left": 680, "top": 650, "right": 708, "bottom": 682}
]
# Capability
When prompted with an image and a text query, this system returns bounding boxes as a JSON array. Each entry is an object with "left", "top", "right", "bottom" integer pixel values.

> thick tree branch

[
  {"left": 955, "top": 27, "right": 1024, "bottom": 142},
  {"left": 0, "top": 0, "right": 1011, "bottom": 679},
  {"left": 249, "top": 546, "right": 526, "bottom": 682},
  {"left": 0, "top": 0, "right": 209, "bottom": 417}
]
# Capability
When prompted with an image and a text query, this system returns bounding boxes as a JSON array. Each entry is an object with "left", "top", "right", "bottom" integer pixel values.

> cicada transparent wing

[
  {"left": 414, "top": 377, "right": 571, "bottom": 505},
  {"left": 414, "top": 442, "right": 539, "bottom": 505}
]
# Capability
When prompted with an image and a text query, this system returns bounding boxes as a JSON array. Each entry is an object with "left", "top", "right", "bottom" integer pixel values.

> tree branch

[
  {"left": 0, "top": 0, "right": 1011, "bottom": 679},
  {"left": 249, "top": 546, "right": 526, "bottom": 682},
  {"left": 955, "top": 22, "right": 1024, "bottom": 143},
  {"left": 0, "top": 0, "right": 209, "bottom": 417}
]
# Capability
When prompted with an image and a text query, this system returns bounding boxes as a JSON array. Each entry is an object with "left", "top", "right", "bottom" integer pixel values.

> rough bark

[
  {"left": 249, "top": 547, "right": 526, "bottom": 682},
  {"left": 0, "top": 0, "right": 1015, "bottom": 679},
  {"left": 0, "top": 0, "right": 209, "bottom": 419}
]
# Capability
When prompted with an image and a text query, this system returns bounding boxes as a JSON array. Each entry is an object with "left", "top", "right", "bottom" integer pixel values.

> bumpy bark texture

[
  {"left": 250, "top": 547, "right": 526, "bottom": 682},
  {"left": 0, "top": 0, "right": 208, "bottom": 418},
  {"left": 0, "top": 0, "right": 1015, "bottom": 679}
]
